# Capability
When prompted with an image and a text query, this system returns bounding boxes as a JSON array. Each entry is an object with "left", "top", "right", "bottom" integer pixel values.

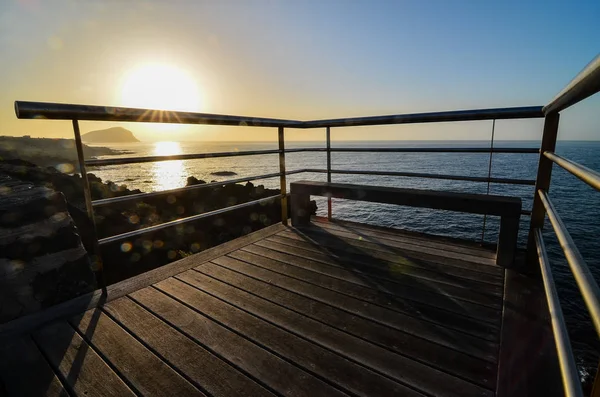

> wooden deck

[{"left": 0, "top": 218, "right": 560, "bottom": 397}]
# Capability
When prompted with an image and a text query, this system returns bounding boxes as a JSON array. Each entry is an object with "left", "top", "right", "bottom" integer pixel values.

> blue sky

[{"left": 0, "top": 0, "right": 598, "bottom": 141}]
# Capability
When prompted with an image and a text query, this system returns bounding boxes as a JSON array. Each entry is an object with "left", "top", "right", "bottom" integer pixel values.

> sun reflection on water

[{"left": 152, "top": 141, "right": 185, "bottom": 191}]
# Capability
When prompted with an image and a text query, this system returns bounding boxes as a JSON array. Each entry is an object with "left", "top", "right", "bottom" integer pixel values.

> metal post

[
  {"left": 72, "top": 120, "right": 106, "bottom": 290},
  {"left": 527, "top": 112, "right": 560, "bottom": 265},
  {"left": 481, "top": 119, "right": 496, "bottom": 242},
  {"left": 278, "top": 126, "right": 288, "bottom": 225},
  {"left": 326, "top": 126, "right": 332, "bottom": 220}
]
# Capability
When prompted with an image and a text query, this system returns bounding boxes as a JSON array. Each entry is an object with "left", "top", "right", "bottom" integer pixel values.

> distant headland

[
  {"left": 82, "top": 127, "right": 140, "bottom": 143},
  {"left": 0, "top": 135, "right": 132, "bottom": 168}
]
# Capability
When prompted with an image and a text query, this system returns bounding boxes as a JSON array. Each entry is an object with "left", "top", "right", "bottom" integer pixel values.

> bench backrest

[
  {"left": 290, "top": 180, "right": 521, "bottom": 216},
  {"left": 290, "top": 180, "right": 522, "bottom": 267}
]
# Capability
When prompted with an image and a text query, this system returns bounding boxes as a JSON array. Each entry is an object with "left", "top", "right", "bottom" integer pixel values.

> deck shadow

[{"left": 283, "top": 222, "right": 501, "bottom": 343}]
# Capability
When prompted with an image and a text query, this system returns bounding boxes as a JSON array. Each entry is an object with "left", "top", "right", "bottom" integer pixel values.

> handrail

[
  {"left": 14, "top": 101, "right": 544, "bottom": 127},
  {"left": 301, "top": 106, "right": 544, "bottom": 128},
  {"left": 330, "top": 147, "right": 539, "bottom": 153},
  {"left": 87, "top": 148, "right": 326, "bottom": 167},
  {"left": 85, "top": 148, "right": 539, "bottom": 167},
  {"left": 538, "top": 190, "right": 600, "bottom": 335},
  {"left": 14, "top": 101, "right": 300, "bottom": 128},
  {"left": 91, "top": 169, "right": 307, "bottom": 207},
  {"left": 544, "top": 54, "right": 600, "bottom": 115},
  {"left": 326, "top": 169, "right": 536, "bottom": 185},
  {"left": 86, "top": 147, "right": 538, "bottom": 167},
  {"left": 98, "top": 194, "right": 280, "bottom": 245},
  {"left": 534, "top": 229, "right": 584, "bottom": 397},
  {"left": 544, "top": 151, "right": 600, "bottom": 191},
  {"left": 86, "top": 149, "right": 283, "bottom": 166}
]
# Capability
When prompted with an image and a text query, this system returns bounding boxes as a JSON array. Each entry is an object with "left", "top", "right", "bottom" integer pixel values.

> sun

[{"left": 121, "top": 63, "right": 201, "bottom": 111}]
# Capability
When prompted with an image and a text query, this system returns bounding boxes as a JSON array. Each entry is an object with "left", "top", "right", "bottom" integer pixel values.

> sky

[{"left": 0, "top": 0, "right": 598, "bottom": 142}]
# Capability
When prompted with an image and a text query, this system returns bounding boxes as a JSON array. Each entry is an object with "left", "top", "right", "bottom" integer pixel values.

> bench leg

[
  {"left": 291, "top": 192, "right": 311, "bottom": 226},
  {"left": 497, "top": 215, "right": 520, "bottom": 267}
]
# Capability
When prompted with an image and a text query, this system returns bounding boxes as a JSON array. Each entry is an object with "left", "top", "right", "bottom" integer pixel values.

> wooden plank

[
  {"left": 103, "top": 297, "right": 275, "bottom": 397},
  {"left": 264, "top": 234, "right": 504, "bottom": 296},
  {"left": 264, "top": 230, "right": 504, "bottom": 282},
  {"left": 69, "top": 309, "right": 204, "bottom": 396},
  {"left": 312, "top": 216, "right": 495, "bottom": 252},
  {"left": 221, "top": 251, "right": 501, "bottom": 328},
  {"left": 128, "top": 286, "right": 348, "bottom": 397},
  {"left": 249, "top": 237, "right": 502, "bottom": 291},
  {"left": 290, "top": 223, "right": 496, "bottom": 267},
  {"left": 215, "top": 253, "right": 498, "bottom": 341},
  {"left": 496, "top": 268, "right": 563, "bottom": 396},
  {"left": 268, "top": 233, "right": 503, "bottom": 301},
  {"left": 251, "top": 237, "right": 503, "bottom": 307},
  {"left": 0, "top": 336, "right": 68, "bottom": 397},
  {"left": 155, "top": 277, "right": 421, "bottom": 397},
  {"left": 186, "top": 265, "right": 495, "bottom": 396},
  {"left": 0, "top": 223, "right": 285, "bottom": 340},
  {"left": 32, "top": 320, "right": 136, "bottom": 397},
  {"left": 195, "top": 261, "right": 498, "bottom": 389},
  {"left": 290, "top": 180, "right": 521, "bottom": 216},
  {"left": 208, "top": 252, "right": 499, "bottom": 360},
  {"left": 310, "top": 218, "right": 497, "bottom": 259},
  {"left": 281, "top": 228, "right": 503, "bottom": 281}
]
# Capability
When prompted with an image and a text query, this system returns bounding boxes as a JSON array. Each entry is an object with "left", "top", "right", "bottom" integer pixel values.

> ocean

[{"left": 89, "top": 139, "right": 600, "bottom": 380}]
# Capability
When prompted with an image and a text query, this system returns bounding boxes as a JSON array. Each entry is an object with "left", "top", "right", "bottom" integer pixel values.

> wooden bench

[{"left": 290, "top": 180, "right": 522, "bottom": 267}]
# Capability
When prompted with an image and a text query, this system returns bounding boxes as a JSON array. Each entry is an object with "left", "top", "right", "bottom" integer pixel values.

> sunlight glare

[
  {"left": 152, "top": 141, "right": 186, "bottom": 191},
  {"left": 121, "top": 63, "right": 201, "bottom": 111}
]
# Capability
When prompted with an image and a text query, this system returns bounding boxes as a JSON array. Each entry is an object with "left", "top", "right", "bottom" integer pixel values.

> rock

[
  {"left": 186, "top": 176, "right": 206, "bottom": 186},
  {"left": 0, "top": 135, "right": 132, "bottom": 168},
  {"left": 0, "top": 173, "right": 96, "bottom": 324},
  {"left": 210, "top": 171, "right": 238, "bottom": 176}
]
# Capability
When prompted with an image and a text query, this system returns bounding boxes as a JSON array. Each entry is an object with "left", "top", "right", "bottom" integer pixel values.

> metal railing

[
  {"left": 527, "top": 54, "right": 600, "bottom": 397},
  {"left": 15, "top": 101, "right": 543, "bottom": 287},
  {"left": 14, "top": 100, "right": 543, "bottom": 290}
]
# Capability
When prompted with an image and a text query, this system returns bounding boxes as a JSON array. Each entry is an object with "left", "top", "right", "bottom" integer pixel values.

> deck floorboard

[
  {"left": 32, "top": 320, "right": 136, "bottom": 397},
  {"left": 69, "top": 309, "right": 204, "bottom": 396},
  {"left": 0, "top": 219, "right": 558, "bottom": 397},
  {"left": 196, "top": 261, "right": 498, "bottom": 389},
  {"left": 237, "top": 241, "right": 502, "bottom": 317},
  {"left": 213, "top": 252, "right": 499, "bottom": 340},
  {"left": 101, "top": 296, "right": 275, "bottom": 397}
]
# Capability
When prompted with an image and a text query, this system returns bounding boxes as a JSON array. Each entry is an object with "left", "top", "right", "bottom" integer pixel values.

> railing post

[
  {"left": 72, "top": 120, "right": 106, "bottom": 290},
  {"left": 481, "top": 119, "right": 496, "bottom": 242},
  {"left": 527, "top": 112, "right": 560, "bottom": 266},
  {"left": 278, "top": 126, "right": 288, "bottom": 225},
  {"left": 326, "top": 126, "right": 332, "bottom": 220}
]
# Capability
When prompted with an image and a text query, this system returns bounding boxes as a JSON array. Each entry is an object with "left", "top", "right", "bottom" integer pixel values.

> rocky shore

[
  {"left": 0, "top": 159, "right": 316, "bottom": 286},
  {"left": 0, "top": 135, "right": 131, "bottom": 168}
]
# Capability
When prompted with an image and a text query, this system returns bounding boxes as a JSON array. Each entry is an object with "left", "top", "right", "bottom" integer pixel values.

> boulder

[{"left": 0, "top": 173, "right": 96, "bottom": 324}]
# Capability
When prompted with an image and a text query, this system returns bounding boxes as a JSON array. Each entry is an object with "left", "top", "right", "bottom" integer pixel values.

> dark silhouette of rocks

[
  {"left": 210, "top": 171, "right": 237, "bottom": 176},
  {"left": 0, "top": 159, "right": 316, "bottom": 285},
  {"left": 0, "top": 135, "right": 132, "bottom": 168},
  {"left": 0, "top": 170, "right": 96, "bottom": 323}
]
